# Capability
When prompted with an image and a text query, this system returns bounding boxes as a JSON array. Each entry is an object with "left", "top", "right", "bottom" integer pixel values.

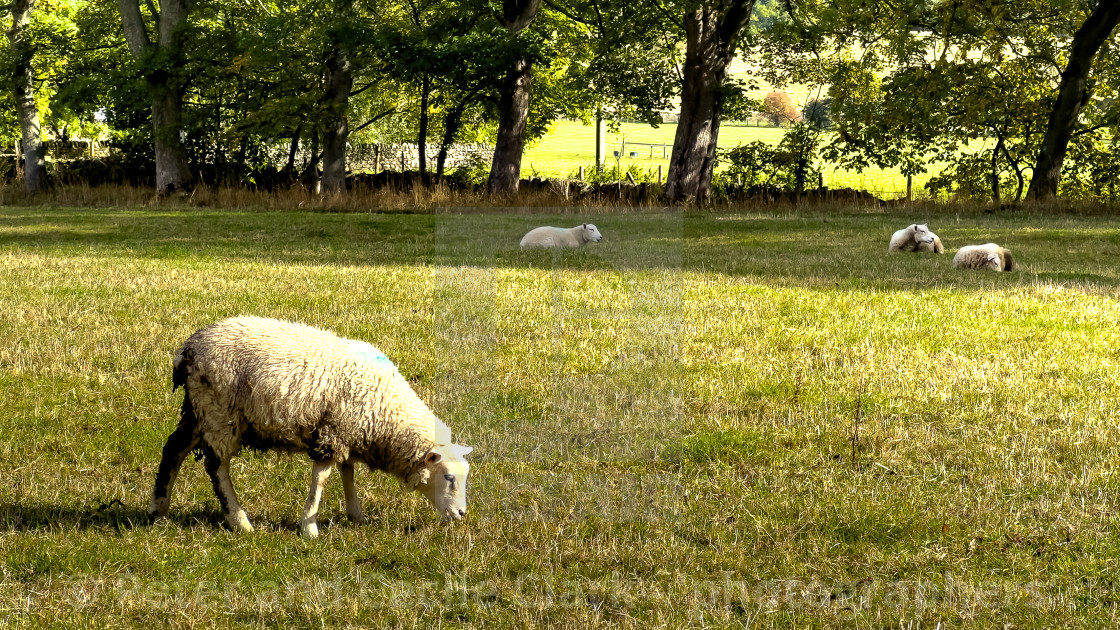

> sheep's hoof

[
  {"left": 149, "top": 498, "right": 170, "bottom": 518},
  {"left": 347, "top": 512, "right": 366, "bottom": 525},
  {"left": 228, "top": 513, "right": 254, "bottom": 533},
  {"left": 301, "top": 523, "right": 319, "bottom": 539}
]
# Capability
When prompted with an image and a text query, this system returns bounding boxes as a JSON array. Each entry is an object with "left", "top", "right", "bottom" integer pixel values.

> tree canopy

[{"left": 2, "top": 0, "right": 1119, "bottom": 202}]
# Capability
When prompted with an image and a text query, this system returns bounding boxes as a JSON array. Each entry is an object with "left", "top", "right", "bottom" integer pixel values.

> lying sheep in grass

[
  {"left": 149, "top": 316, "right": 474, "bottom": 538},
  {"left": 520, "top": 223, "right": 603, "bottom": 248},
  {"left": 953, "top": 243, "right": 1016, "bottom": 271},
  {"left": 889, "top": 223, "right": 944, "bottom": 253}
]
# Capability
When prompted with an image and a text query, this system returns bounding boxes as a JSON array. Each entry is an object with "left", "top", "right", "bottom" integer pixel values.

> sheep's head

[
  {"left": 912, "top": 224, "right": 934, "bottom": 242},
  {"left": 414, "top": 444, "right": 474, "bottom": 521},
  {"left": 583, "top": 223, "right": 603, "bottom": 243}
]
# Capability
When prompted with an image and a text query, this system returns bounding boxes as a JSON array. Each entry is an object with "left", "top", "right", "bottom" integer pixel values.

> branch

[
  {"left": 77, "top": 42, "right": 128, "bottom": 53},
  {"left": 117, "top": 0, "right": 153, "bottom": 58},
  {"left": 350, "top": 107, "right": 398, "bottom": 135},
  {"left": 500, "top": 0, "right": 542, "bottom": 34},
  {"left": 350, "top": 79, "right": 382, "bottom": 98},
  {"left": 648, "top": 0, "right": 683, "bottom": 32},
  {"left": 144, "top": 0, "right": 159, "bottom": 25},
  {"left": 542, "top": 0, "right": 590, "bottom": 26}
]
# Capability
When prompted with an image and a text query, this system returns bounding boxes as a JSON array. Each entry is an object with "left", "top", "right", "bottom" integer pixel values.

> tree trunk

[
  {"left": 305, "top": 130, "right": 321, "bottom": 193},
  {"left": 436, "top": 100, "right": 468, "bottom": 180},
  {"left": 320, "top": 46, "right": 352, "bottom": 194},
  {"left": 486, "top": 0, "right": 542, "bottom": 196},
  {"left": 119, "top": 0, "right": 195, "bottom": 193},
  {"left": 991, "top": 137, "right": 1003, "bottom": 203},
  {"left": 665, "top": 1, "right": 755, "bottom": 204},
  {"left": 1027, "top": 0, "right": 1120, "bottom": 201},
  {"left": 665, "top": 10, "right": 727, "bottom": 203},
  {"left": 488, "top": 59, "right": 533, "bottom": 195},
  {"left": 152, "top": 88, "right": 194, "bottom": 192},
  {"left": 286, "top": 124, "right": 302, "bottom": 173},
  {"left": 6, "top": 0, "right": 44, "bottom": 193},
  {"left": 417, "top": 74, "right": 431, "bottom": 183}
]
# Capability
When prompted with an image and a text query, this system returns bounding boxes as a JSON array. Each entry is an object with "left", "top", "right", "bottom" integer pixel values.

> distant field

[{"left": 524, "top": 120, "right": 934, "bottom": 198}]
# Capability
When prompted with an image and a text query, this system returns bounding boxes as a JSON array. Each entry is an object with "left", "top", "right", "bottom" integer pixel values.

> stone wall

[{"left": 347, "top": 143, "right": 493, "bottom": 172}]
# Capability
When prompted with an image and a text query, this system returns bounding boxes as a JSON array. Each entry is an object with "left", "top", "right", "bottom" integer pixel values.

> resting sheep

[
  {"left": 953, "top": 243, "right": 1016, "bottom": 271},
  {"left": 149, "top": 316, "right": 473, "bottom": 538},
  {"left": 520, "top": 223, "right": 603, "bottom": 249},
  {"left": 889, "top": 224, "right": 944, "bottom": 253}
]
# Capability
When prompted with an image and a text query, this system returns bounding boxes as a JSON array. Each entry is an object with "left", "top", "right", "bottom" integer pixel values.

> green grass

[
  {"left": 523, "top": 120, "right": 933, "bottom": 197},
  {"left": 2, "top": 204, "right": 1120, "bottom": 627}
]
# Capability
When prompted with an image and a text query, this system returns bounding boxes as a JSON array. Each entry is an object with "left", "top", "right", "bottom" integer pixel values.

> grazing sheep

[
  {"left": 149, "top": 316, "right": 474, "bottom": 538},
  {"left": 953, "top": 243, "right": 1016, "bottom": 271},
  {"left": 520, "top": 223, "right": 603, "bottom": 249},
  {"left": 889, "top": 224, "right": 944, "bottom": 253}
]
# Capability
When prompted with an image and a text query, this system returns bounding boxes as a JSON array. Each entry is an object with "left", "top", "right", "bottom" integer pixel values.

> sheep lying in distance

[
  {"left": 520, "top": 223, "right": 603, "bottom": 249},
  {"left": 150, "top": 316, "right": 473, "bottom": 538},
  {"left": 952, "top": 243, "right": 1015, "bottom": 271},
  {"left": 889, "top": 223, "right": 944, "bottom": 253}
]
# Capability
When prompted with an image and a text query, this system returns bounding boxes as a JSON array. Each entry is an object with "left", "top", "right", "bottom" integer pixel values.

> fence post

[
  {"left": 578, "top": 165, "right": 584, "bottom": 181},
  {"left": 658, "top": 164, "right": 663, "bottom": 184},
  {"left": 374, "top": 144, "right": 381, "bottom": 172}
]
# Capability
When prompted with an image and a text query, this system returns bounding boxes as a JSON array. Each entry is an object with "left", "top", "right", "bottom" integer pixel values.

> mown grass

[{"left": 1, "top": 204, "right": 1120, "bottom": 628}]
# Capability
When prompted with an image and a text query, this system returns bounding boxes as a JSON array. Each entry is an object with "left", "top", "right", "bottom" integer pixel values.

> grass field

[
  {"left": 2, "top": 204, "right": 1120, "bottom": 627},
  {"left": 523, "top": 120, "right": 933, "bottom": 197}
]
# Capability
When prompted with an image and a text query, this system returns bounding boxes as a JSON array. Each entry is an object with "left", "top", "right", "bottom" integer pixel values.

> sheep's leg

[
  {"left": 300, "top": 460, "right": 334, "bottom": 539},
  {"left": 149, "top": 416, "right": 199, "bottom": 519},
  {"left": 201, "top": 444, "right": 253, "bottom": 533},
  {"left": 339, "top": 460, "right": 365, "bottom": 524}
]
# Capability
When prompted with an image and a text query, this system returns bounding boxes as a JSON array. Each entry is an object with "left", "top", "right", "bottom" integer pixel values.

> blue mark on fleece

[{"left": 351, "top": 344, "right": 397, "bottom": 370}]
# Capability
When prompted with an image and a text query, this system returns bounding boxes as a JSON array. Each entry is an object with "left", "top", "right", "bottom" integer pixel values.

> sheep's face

[
  {"left": 985, "top": 254, "right": 1002, "bottom": 270},
  {"left": 417, "top": 444, "right": 473, "bottom": 521},
  {"left": 912, "top": 224, "right": 934, "bottom": 243},
  {"left": 583, "top": 223, "right": 603, "bottom": 243}
]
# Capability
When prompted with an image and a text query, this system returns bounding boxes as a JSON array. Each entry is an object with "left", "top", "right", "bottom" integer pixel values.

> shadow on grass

[
  {"left": 4, "top": 208, "right": 1120, "bottom": 293},
  {"left": 0, "top": 499, "right": 222, "bottom": 532}
]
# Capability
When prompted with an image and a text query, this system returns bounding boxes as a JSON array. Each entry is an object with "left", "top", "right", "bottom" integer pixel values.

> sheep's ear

[
  {"left": 451, "top": 444, "right": 473, "bottom": 458},
  {"left": 425, "top": 450, "right": 443, "bottom": 465},
  {"left": 583, "top": 223, "right": 588, "bottom": 228}
]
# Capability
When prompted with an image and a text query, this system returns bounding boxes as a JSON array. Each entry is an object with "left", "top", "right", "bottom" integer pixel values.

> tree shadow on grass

[{"left": 4, "top": 208, "right": 1120, "bottom": 294}]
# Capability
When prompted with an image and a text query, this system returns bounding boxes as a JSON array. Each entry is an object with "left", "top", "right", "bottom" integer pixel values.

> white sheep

[
  {"left": 149, "top": 316, "right": 473, "bottom": 538},
  {"left": 953, "top": 243, "right": 1016, "bottom": 271},
  {"left": 520, "top": 223, "right": 603, "bottom": 248},
  {"left": 889, "top": 223, "right": 944, "bottom": 253}
]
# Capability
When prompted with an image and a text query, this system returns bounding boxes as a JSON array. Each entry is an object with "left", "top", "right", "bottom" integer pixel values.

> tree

[
  {"left": 1028, "top": 0, "right": 1120, "bottom": 201},
  {"left": 664, "top": 0, "right": 756, "bottom": 203},
  {"left": 487, "top": 0, "right": 542, "bottom": 196},
  {"left": 761, "top": 91, "right": 798, "bottom": 126},
  {"left": 320, "top": 0, "right": 355, "bottom": 194},
  {"left": 801, "top": 97, "right": 831, "bottom": 128},
  {"left": 4, "top": 0, "right": 45, "bottom": 192},
  {"left": 117, "top": 0, "right": 195, "bottom": 193}
]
